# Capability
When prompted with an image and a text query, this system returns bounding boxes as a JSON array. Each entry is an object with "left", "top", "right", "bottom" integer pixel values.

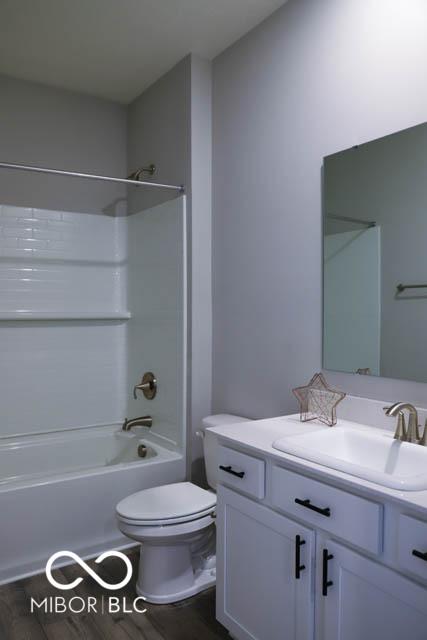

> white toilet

[{"left": 116, "top": 414, "right": 247, "bottom": 604}]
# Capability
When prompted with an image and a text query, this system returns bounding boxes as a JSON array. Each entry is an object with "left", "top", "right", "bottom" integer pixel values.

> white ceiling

[{"left": 0, "top": 0, "right": 285, "bottom": 104}]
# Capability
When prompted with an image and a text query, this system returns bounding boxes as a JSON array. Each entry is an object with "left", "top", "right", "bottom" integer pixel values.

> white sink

[{"left": 272, "top": 424, "right": 427, "bottom": 491}]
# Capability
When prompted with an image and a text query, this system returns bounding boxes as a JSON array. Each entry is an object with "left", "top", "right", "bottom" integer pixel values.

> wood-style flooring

[{"left": 0, "top": 550, "right": 230, "bottom": 640}]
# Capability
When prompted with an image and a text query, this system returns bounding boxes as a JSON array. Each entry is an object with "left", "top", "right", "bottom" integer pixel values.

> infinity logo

[{"left": 46, "top": 550, "right": 133, "bottom": 591}]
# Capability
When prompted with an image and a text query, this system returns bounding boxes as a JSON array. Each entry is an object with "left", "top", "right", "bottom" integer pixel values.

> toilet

[{"left": 116, "top": 414, "right": 248, "bottom": 604}]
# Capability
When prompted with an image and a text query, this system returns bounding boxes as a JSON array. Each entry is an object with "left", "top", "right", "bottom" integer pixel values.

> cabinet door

[
  {"left": 316, "top": 540, "right": 427, "bottom": 640},
  {"left": 216, "top": 485, "right": 314, "bottom": 640}
]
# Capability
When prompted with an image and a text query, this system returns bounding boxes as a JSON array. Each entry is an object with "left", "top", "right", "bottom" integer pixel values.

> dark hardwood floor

[{"left": 0, "top": 550, "right": 230, "bottom": 640}]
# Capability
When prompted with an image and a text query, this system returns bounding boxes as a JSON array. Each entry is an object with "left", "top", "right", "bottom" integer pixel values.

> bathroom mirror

[{"left": 323, "top": 121, "right": 427, "bottom": 384}]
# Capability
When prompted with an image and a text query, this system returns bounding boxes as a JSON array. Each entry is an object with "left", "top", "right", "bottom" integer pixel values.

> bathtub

[{"left": 0, "top": 424, "right": 185, "bottom": 585}]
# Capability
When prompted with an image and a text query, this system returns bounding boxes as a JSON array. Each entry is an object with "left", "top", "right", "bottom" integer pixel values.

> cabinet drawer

[
  {"left": 217, "top": 446, "right": 265, "bottom": 499},
  {"left": 271, "top": 466, "right": 383, "bottom": 554},
  {"left": 398, "top": 514, "right": 427, "bottom": 582}
]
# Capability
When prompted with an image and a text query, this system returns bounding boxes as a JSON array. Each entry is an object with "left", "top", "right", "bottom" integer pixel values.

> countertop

[{"left": 209, "top": 414, "right": 427, "bottom": 517}]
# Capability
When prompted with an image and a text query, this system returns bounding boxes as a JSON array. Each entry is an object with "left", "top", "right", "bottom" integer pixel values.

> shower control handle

[{"left": 133, "top": 372, "right": 157, "bottom": 400}]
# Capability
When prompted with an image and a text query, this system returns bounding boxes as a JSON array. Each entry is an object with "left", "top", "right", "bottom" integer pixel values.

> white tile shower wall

[
  {"left": 0, "top": 204, "right": 126, "bottom": 312},
  {"left": 126, "top": 197, "right": 186, "bottom": 449},
  {"left": 0, "top": 323, "right": 126, "bottom": 436},
  {"left": 0, "top": 204, "right": 127, "bottom": 436}
]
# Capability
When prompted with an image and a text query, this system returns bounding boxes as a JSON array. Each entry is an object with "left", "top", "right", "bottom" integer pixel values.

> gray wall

[
  {"left": 127, "top": 58, "right": 191, "bottom": 214},
  {"left": 212, "top": 0, "right": 427, "bottom": 415},
  {"left": 128, "top": 55, "right": 212, "bottom": 478},
  {"left": 188, "top": 56, "right": 213, "bottom": 479},
  {"left": 0, "top": 74, "right": 127, "bottom": 214}
]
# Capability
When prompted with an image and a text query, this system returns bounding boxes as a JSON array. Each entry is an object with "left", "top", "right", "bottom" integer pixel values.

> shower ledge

[{"left": 0, "top": 310, "right": 132, "bottom": 321}]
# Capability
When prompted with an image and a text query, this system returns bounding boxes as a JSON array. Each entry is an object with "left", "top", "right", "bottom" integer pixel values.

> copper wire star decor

[{"left": 292, "top": 373, "right": 346, "bottom": 426}]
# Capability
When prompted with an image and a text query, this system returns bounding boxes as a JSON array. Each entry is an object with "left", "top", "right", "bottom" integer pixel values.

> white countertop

[{"left": 209, "top": 414, "right": 427, "bottom": 516}]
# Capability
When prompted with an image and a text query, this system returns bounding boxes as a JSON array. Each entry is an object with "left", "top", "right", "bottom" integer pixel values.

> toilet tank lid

[{"left": 201, "top": 413, "right": 249, "bottom": 430}]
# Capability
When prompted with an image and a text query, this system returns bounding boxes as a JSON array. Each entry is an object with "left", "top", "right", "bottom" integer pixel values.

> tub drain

[{"left": 138, "top": 444, "right": 148, "bottom": 458}]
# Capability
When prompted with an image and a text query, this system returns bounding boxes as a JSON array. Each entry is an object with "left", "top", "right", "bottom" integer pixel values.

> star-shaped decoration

[{"left": 292, "top": 373, "right": 346, "bottom": 426}]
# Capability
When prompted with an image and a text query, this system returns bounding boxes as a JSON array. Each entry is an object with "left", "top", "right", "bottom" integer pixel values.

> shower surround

[
  {"left": 0, "top": 203, "right": 127, "bottom": 435},
  {"left": 0, "top": 196, "right": 187, "bottom": 584}
]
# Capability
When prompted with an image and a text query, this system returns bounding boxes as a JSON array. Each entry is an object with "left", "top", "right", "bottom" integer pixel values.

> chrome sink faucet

[
  {"left": 383, "top": 403, "right": 426, "bottom": 444},
  {"left": 122, "top": 415, "right": 153, "bottom": 431}
]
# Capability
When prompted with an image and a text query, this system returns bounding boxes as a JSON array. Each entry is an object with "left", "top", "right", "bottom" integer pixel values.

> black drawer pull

[
  {"left": 219, "top": 465, "right": 245, "bottom": 479},
  {"left": 412, "top": 549, "right": 427, "bottom": 562},
  {"left": 322, "top": 548, "right": 334, "bottom": 596},
  {"left": 295, "top": 534, "right": 306, "bottom": 579},
  {"left": 295, "top": 498, "right": 331, "bottom": 517}
]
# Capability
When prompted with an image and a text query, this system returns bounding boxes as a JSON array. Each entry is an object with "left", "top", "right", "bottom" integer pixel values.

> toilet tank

[{"left": 201, "top": 414, "right": 249, "bottom": 490}]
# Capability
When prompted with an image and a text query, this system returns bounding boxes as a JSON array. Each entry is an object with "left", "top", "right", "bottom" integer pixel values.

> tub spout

[{"left": 122, "top": 416, "right": 153, "bottom": 431}]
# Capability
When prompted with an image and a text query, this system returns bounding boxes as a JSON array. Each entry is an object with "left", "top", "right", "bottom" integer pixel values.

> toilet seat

[
  {"left": 116, "top": 481, "right": 216, "bottom": 527},
  {"left": 118, "top": 512, "right": 215, "bottom": 543},
  {"left": 117, "top": 506, "right": 215, "bottom": 527}
]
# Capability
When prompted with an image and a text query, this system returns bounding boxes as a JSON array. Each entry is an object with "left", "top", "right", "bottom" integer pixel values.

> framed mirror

[{"left": 323, "top": 121, "right": 427, "bottom": 384}]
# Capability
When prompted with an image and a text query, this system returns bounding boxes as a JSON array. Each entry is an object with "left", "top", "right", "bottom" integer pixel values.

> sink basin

[{"left": 272, "top": 424, "right": 427, "bottom": 491}]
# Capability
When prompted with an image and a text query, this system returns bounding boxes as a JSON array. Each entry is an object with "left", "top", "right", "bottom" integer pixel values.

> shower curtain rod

[{"left": 0, "top": 161, "right": 185, "bottom": 193}]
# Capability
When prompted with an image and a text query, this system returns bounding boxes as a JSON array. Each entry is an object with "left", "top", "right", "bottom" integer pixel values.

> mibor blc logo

[
  {"left": 45, "top": 550, "right": 133, "bottom": 591},
  {"left": 30, "top": 550, "right": 147, "bottom": 615}
]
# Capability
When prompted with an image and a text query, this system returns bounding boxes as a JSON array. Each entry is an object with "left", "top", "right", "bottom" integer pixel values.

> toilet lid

[{"left": 116, "top": 482, "right": 216, "bottom": 522}]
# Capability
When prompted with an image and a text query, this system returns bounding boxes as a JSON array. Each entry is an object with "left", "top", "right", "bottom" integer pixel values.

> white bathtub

[{"left": 0, "top": 424, "right": 185, "bottom": 584}]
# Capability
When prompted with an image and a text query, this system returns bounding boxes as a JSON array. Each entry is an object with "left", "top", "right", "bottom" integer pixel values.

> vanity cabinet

[
  {"left": 216, "top": 486, "right": 314, "bottom": 640},
  {"left": 316, "top": 540, "right": 427, "bottom": 640},
  {"left": 216, "top": 445, "right": 427, "bottom": 640}
]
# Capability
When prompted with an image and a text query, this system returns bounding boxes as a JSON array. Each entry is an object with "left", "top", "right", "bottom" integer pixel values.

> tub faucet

[
  {"left": 122, "top": 416, "right": 153, "bottom": 431},
  {"left": 383, "top": 403, "right": 420, "bottom": 443}
]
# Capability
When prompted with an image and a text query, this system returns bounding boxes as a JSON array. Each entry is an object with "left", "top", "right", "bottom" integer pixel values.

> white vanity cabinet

[
  {"left": 215, "top": 443, "right": 427, "bottom": 640},
  {"left": 315, "top": 539, "right": 427, "bottom": 640},
  {"left": 216, "top": 485, "right": 314, "bottom": 640}
]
